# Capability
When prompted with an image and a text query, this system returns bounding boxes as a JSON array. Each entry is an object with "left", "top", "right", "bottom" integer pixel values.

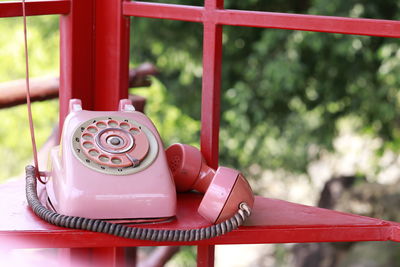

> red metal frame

[
  {"left": 0, "top": 0, "right": 69, "bottom": 17},
  {"left": 94, "top": 0, "right": 130, "bottom": 111},
  {"left": 123, "top": 1, "right": 400, "bottom": 37},
  {"left": 1, "top": 0, "right": 400, "bottom": 266},
  {"left": 59, "top": 0, "right": 95, "bottom": 129}
]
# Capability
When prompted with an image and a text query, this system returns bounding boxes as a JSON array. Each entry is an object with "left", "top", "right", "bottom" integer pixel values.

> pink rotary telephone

[{"left": 26, "top": 99, "right": 254, "bottom": 241}]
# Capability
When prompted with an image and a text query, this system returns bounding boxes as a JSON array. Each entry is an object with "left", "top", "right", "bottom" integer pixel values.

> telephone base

[
  {"left": 46, "top": 197, "right": 176, "bottom": 225},
  {"left": 47, "top": 101, "right": 177, "bottom": 221}
]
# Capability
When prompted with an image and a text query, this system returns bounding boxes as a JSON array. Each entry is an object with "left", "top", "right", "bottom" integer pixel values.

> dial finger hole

[
  {"left": 120, "top": 122, "right": 130, "bottom": 129},
  {"left": 96, "top": 122, "right": 107, "bottom": 128},
  {"left": 89, "top": 149, "right": 99, "bottom": 156},
  {"left": 83, "top": 141, "right": 94, "bottom": 149},
  {"left": 111, "top": 157, "right": 122, "bottom": 164},
  {"left": 129, "top": 128, "right": 140, "bottom": 135},
  {"left": 82, "top": 133, "right": 93, "bottom": 140},
  {"left": 99, "top": 155, "right": 109, "bottom": 162},
  {"left": 108, "top": 120, "right": 118, "bottom": 127},
  {"left": 87, "top": 126, "right": 98, "bottom": 133}
]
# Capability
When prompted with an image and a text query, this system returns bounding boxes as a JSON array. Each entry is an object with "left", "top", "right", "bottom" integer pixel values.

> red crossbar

[
  {"left": 217, "top": 10, "right": 400, "bottom": 38},
  {"left": 123, "top": 2, "right": 203, "bottom": 23},
  {"left": 0, "top": 0, "right": 69, "bottom": 18},
  {"left": 123, "top": 1, "right": 400, "bottom": 38}
]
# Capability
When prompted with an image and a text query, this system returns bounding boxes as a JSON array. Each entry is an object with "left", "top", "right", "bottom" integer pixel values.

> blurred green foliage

[
  {"left": 1, "top": 0, "right": 400, "bottom": 182},
  {"left": 131, "top": 79, "right": 200, "bottom": 147}
]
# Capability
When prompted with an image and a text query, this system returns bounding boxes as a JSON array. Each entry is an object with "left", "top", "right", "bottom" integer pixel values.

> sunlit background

[{"left": 2, "top": 0, "right": 400, "bottom": 266}]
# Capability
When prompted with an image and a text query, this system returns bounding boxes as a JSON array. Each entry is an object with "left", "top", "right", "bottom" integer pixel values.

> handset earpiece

[{"left": 166, "top": 143, "right": 254, "bottom": 223}]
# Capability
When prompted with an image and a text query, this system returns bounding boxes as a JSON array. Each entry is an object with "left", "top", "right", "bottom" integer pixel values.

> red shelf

[{"left": 1, "top": 177, "right": 398, "bottom": 249}]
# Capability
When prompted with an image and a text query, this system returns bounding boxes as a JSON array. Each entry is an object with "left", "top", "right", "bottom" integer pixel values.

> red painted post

[
  {"left": 59, "top": 247, "right": 126, "bottom": 267},
  {"left": 59, "top": 0, "right": 95, "bottom": 131},
  {"left": 92, "top": 247, "right": 127, "bottom": 267},
  {"left": 125, "top": 247, "right": 137, "bottom": 267},
  {"left": 197, "top": 245, "right": 216, "bottom": 267},
  {"left": 58, "top": 248, "right": 92, "bottom": 267},
  {"left": 199, "top": 1, "right": 224, "bottom": 266},
  {"left": 200, "top": 0, "right": 224, "bottom": 169},
  {"left": 94, "top": 0, "right": 130, "bottom": 111}
]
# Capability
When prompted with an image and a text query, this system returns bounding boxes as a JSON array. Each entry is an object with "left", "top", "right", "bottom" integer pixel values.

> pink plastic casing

[
  {"left": 165, "top": 144, "right": 202, "bottom": 192},
  {"left": 46, "top": 99, "right": 177, "bottom": 219},
  {"left": 166, "top": 143, "right": 254, "bottom": 224},
  {"left": 165, "top": 143, "right": 215, "bottom": 193},
  {"left": 198, "top": 167, "right": 254, "bottom": 224}
]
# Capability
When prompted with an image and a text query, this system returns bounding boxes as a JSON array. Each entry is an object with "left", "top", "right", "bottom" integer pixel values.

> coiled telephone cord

[{"left": 25, "top": 165, "right": 251, "bottom": 241}]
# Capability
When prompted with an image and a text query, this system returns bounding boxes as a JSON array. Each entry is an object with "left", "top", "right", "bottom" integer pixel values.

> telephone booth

[{"left": 1, "top": 1, "right": 400, "bottom": 266}]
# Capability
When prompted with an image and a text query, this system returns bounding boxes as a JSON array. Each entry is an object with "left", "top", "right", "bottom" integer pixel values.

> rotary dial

[{"left": 72, "top": 116, "right": 158, "bottom": 175}]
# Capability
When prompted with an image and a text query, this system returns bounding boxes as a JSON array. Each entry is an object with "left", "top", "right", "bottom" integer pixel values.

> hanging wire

[{"left": 22, "top": 0, "right": 46, "bottom": 184}]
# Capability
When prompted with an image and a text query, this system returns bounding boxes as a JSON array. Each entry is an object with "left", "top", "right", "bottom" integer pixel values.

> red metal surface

[
  {"left": 123, "top": 1, "right": 203, "bottom": 23},
  {"left": 59, "top": 0, "right": 96, "bottom": 129},
  {"left": 91, "top": 247, "right": 125, "bottom": 267},
  {"left": 200, "top": 0, "right": 224, "bottom": 170},
  {"left": 124, "top": 1, "right": 400, "bottom": 38},
  {"left": 1, "top": 178, "right": 399, "bottom": 249},
  {"left": 197, "top": 245, "right": 215, "bottom": 267},
  {"left": 58, "top": 247, "right": 125, "bottom": 267},
  {"left": 94, "top": 0, "right": 130, "bottom": 111},
  {"left": 198, "top": 1, "right": 224, "bottom": 261},
  {"left": 216, "top": 10, "right": 400, "bottom": 38},
  {"left": 65, "top": 248, "right": 92, "bottom": 267},
  {"left": 0, "top": 0, "right": 69, "bottom": 18},
  {"left": 60, "top": 0, "right": 132, "bottom": 124},
  {"left": 200, "top": 22, "right": 222, "bottom": 169}
]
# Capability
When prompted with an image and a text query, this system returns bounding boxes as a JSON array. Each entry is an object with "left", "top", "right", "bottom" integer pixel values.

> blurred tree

[{"left": 132, "top": 0, "right": 400, "bottom": 174}]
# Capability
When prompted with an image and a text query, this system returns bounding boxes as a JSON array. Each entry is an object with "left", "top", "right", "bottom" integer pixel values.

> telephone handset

[{"left": 26, "top": 99, "right": 254, "bottom": 241}]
